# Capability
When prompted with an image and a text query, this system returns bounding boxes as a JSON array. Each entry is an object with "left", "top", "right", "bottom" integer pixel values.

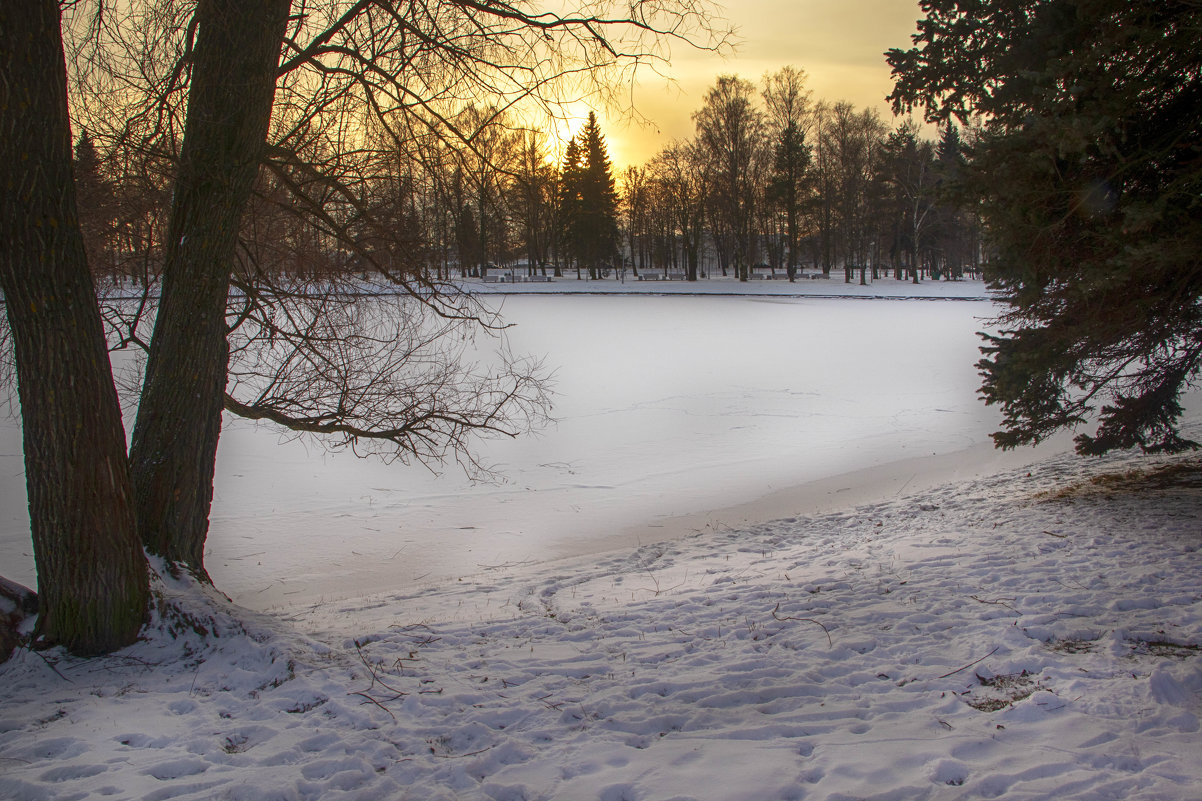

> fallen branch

[
  {"left": 34, "top": 649, "right": 73, "bottom": 683},
  {"left": 431, "top": 745, "right": 495, "bottom": 759},
  {"left": 537, "top": 693, "right": 563, "bottom": 711},
  {"left": 771, "top": 603, "right": 833, "bottom": 648},
  {"left": 937, "top": 646, "right": 1000, "bottom": 680},
  {"left": 349, "top": 690, "right": 396, "bottom": 720},
  {"left": 970, "top": 595, "right": 1018, "bottom": 612},
  {"left": 350, "top": 640, "right": 409, "bottom": 712}
]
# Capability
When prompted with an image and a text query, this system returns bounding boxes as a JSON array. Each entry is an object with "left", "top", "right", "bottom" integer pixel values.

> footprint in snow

[
  {"left": 142, "top": 758, "right": 210, "bottom": 780},
  {"left": 38, "top": 763, "right": 108, "bottom": 782}
]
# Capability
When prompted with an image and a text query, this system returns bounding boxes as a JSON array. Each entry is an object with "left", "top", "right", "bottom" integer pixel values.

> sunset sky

[{"left": 580, "top": 0, "right": 926, "bottom": 169}]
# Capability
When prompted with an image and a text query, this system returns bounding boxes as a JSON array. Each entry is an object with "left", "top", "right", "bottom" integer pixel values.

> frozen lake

[
  {"left": 207, "top": 292, "right": 1011, "bottom": 608},
  {"left": 1, "top": 289, "right": 1036, "bottom": 608},
  {"left": 7, "top": 285, "right": 1202, "bottom": 801}
]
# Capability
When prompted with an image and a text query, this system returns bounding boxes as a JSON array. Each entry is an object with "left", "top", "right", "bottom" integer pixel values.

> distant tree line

[
  {"left": 627, "top": 69, "right": 980, "bottom": 283},
  {"left": 73, "top": 66, "right": 978, "bottom": 287}
]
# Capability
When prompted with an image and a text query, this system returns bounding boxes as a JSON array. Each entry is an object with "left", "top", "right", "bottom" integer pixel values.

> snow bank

[
  {"left": 460, "top": 274, "right": 992, "bottom": 300},
  {"left": 1, "top": 445, "right": 1200, "bottom": 800}
]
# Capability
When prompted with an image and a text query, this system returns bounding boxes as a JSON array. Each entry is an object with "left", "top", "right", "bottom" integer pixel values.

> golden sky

[{"left": 588, "top": 0, "right": 926, "bottom": 169}]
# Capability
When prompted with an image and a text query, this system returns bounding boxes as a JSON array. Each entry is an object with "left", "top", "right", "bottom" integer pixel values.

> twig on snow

[
  {"left": 937, "top": 646, "right": 1000, "bottom": 680},
  {"left": 635, "top": 568, "right": 688, "bottom": 597},
  {"left": 771, "top": 603, "right": 833, "bottom": 647},
  {"left": 970, "top": 595, "right": 1018, "bottom": 612},
  {"left": 350, "top": 639, "right": 410, "bottom": 713},
  {"left": 349, "top": 690, "right": 396, "bottom": 720},
  {"left": 32, "top": 649, "right": 73, "bottom": 683},
  {"left": 431, "top": 745, "right": 495, "bottom": 759},
  {"left": 537, "top": 693, "right": 563, "bottom": 711}
]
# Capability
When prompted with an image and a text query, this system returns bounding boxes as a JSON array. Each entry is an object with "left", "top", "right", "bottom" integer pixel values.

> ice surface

[
  {"left": 2, "top": 279, "right": 1199, "bottom": 800},
  {"left": 201, "top": 291, "right": 1013, "bottom": 608},
  {"left": 3, "top": 286, "right": 1012, "bottom": 608}
]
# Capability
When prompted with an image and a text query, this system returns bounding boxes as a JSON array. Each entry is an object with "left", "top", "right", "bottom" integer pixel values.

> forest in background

[{"left": 74, "top": 65, "right": 979, "bottom": 289}]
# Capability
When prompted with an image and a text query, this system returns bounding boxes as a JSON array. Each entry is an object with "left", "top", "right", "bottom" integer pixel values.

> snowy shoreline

[
  {"left": 458, "top": 275, "right": 993, "bottom": 301},
  {"left": 296, "top": 433, "right": 1080, "bottom": 624},
  {"left": 2, "top": 279, "right": 1200, "bottom": 799},
  {"left": 2, "top": 439, "right": 1200, "bottom": 800},
  {"left": 3, "top": 281, "right": 999, "bottom": 609},
  {"left": 212, "top": 425, "right": 1022, "bottom": 618}
]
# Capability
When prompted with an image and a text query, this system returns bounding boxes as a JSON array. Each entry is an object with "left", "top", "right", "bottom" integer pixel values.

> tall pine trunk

[
  {"left": 128, "top": 0, "right": 289, "bottom": 576},
  {"left": 0, "top": 0, "right": 148, "bottom": 654}
]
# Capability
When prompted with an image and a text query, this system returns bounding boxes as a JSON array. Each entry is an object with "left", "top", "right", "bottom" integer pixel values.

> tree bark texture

[
  {"left": 0, "top": 0, "right": 148, "bottom": 654},
  {"left": 128, "top": 0, "right": 290, "bottom": 575}
]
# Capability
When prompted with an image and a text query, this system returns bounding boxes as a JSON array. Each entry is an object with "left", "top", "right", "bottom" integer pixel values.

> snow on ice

[{"left": 0, "top": 279, "right": 1199, "bottom": 800}]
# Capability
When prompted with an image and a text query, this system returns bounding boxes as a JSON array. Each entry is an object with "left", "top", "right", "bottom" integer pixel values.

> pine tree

[
  {"left": 889, "top": 0, "right": 1202, "bottom": 454},
  {"left": 73, "top": 131, "right": 114, "bottom": 272},
  {"left": 570, "top": 112, "right": 619, "bottom": 279},
  {"left": 932, "top": 123, "right": 967, "bottom": 279}
]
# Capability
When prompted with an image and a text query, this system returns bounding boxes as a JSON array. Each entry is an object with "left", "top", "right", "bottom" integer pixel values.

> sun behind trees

[
  {"left": 616, "top": 68, "right": 976, "bottom": 284},
  {"left": 560, "top": 111, "right": 621, "bottom": 279},
  {"left": 0, "top": 0, "right": 729, "bottom": 656},
  {"left": 63, "top": 68, "right": 978, "bottom": 294}
]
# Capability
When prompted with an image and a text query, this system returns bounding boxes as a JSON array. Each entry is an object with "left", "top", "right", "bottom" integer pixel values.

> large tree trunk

[
  {"left": 128, "top": 0, "right": 289, "bottom": 577},
  {"left": 0, "top": 0, "right": 148, "bottom": 654}
]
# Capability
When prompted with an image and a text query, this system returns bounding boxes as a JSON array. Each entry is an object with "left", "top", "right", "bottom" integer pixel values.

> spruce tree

[
  {"left": 889, "top": 0, "right": 1202, "bottom": 454},
  {"left": 574, "top": 112, "right": 620, "bottom": 279},
  {"left": 933, "top": 123, "right": 967, "bottom": 279},
  {"left": 73, "top": 131, "right": 114, "bottom": 274}
]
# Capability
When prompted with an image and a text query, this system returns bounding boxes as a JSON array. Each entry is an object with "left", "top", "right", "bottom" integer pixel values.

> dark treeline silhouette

[
  {"left": 890, "top": 0, "right": 1202, "bottom": 455},
  {"left": 75, "top": 66, "right": 978, "bottom": 289},
  {"left": 628, "top": 69, "right": 981, "bottom": 283}
]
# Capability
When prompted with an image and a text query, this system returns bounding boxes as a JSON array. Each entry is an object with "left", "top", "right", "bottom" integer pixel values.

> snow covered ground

[
  {"left": 1, "top": 278, "right": 1200, "bottom": 799},
  {"left": 2, "top": 438, "right": 1201, "bottom": 800}
]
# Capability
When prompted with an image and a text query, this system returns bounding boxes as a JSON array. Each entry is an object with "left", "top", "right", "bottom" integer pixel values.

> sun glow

[{"left": 563, "top": 0, "right": 924, "bottom": 170}]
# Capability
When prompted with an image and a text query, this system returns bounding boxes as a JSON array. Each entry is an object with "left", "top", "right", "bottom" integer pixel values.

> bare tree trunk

[
  {"left": 0, "top": 0, "right": 147, "bottom": 654},
  {"left": 128, "top": 0, "right": 289, "bottom": 577}
]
